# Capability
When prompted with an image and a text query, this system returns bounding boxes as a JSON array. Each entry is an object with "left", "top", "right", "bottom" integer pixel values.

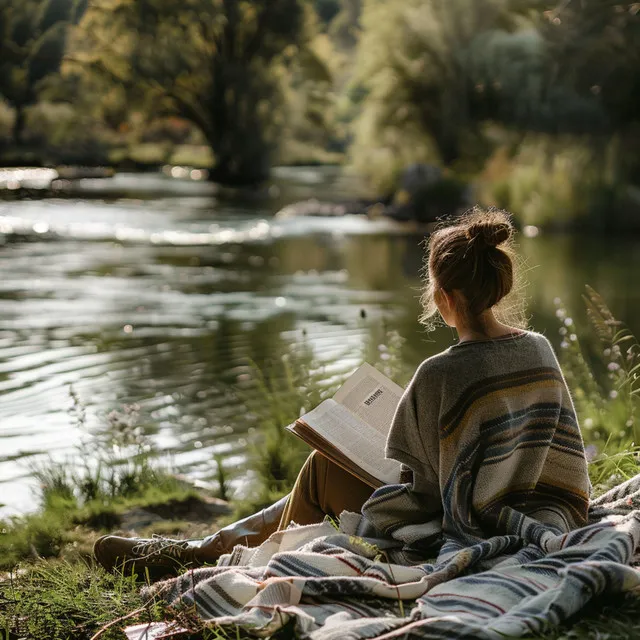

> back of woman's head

[{"left": 421, "top": 208, "right": 525, "bottom": 328}]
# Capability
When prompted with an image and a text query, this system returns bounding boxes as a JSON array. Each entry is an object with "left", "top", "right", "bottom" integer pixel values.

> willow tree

[
  {"left": 0, "top": 0, "right": 87, "bottom": 143},
  {"left": 69, "top": 0, "right": 321, "bottom": 185}
]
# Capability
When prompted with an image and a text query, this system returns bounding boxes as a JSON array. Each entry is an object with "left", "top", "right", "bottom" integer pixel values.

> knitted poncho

[{"left": 363, "top": 331, "right": 590, "bottom": 553}]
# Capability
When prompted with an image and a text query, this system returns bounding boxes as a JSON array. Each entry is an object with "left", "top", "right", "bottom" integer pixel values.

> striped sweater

[{"left": 363, "top": 330, "right": 590, "bottom": 550}]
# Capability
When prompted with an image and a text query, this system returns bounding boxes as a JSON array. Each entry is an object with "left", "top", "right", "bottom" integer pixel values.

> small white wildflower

[
  {"left": 561, "top": 341, "right": 569, "bottom": 349},
  {"left": 604, "top": 348, "right": 611, "bottom": 357},
  {"left": 378, "top": 344, "right": 388, "bottom": 352},
  {"left": 609, "top": 390, "right": 619, "bottom": 399},
  {"left": 559, "top": 327, "right": 568, "bottom": 336},
  {"left": 626, "top": 420, "right": 634, "bottom": 428},
  {"left": 564, "top": 317, "right": 573, "bottom": 327},
  {"left": 556, "top": 308, "right": 567, "bottom": 319},
  {"left": 570, "top": 334, "right": 577, "bottom": 342},
  {"left": 584, "top": 418, "right": 594, "bottom": 429},
  {"left": 554, "top": 297, "right": 562, "bottom": 305},
  {"left": 607, "top": 362, "right": 621, "bottom": 372}
]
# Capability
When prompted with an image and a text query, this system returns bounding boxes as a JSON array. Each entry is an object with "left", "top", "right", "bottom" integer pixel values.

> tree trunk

[
  {"left": 203, "top": 69, "right": 272, "bottom": 186},
  {"left": 12, "top": 106, "right": 26, "bottom": 146},
  {"left": 207, "top": 152, "right": 270, "bottom": 186}
]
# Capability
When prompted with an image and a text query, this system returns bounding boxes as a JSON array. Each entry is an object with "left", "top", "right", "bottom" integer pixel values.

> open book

[{"left": 287, "top": 363, "right": 404, "bottom": 488}]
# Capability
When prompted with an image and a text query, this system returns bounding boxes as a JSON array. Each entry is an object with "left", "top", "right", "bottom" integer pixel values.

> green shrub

[{"left": 483, "top": 136, "right": 622, "bottom": 230}]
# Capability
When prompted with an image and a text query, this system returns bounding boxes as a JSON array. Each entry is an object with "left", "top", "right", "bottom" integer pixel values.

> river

[{"left": 1, "top": 166, "right": 639, "bottom": 516}]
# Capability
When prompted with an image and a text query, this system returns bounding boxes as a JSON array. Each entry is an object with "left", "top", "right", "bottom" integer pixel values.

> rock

[
  {"left": 397, "top": 163, "right": 444, "bottom": 197},
  {"left": 276, "top": 198, "right": 356, "bottom": 218},
  {"left": 119, "top": 507, "right": 165, "bottom": 531},
  {"left": 274, "top": 164, "right": 472, "bottom": 224},
  {"left": 390, "top": 164, "right": 471, "bottom": 223}
]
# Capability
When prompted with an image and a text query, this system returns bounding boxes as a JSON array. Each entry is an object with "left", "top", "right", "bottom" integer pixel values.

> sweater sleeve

[{"left": 385, "top": 360, "right": 441, "bottom": 497}]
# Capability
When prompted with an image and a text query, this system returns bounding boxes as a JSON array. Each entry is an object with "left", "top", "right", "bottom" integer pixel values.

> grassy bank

[{"left": 2, "top": 291, "right": 640, "bottom": 639}]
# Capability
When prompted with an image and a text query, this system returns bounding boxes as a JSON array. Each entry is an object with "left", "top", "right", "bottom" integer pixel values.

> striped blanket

[{"left": 139, "top": 474, "right": 640, "bottom": 639}]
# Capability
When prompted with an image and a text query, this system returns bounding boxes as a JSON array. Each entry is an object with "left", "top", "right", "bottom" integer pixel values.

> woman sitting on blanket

[{"left": 94, "top": 208, "right": 590, "bottom": 576}]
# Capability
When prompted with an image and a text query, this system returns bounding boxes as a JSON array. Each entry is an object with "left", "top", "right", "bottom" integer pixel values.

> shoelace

[{"left": 131, "top": 535, "right": 192, "bottom": 560}]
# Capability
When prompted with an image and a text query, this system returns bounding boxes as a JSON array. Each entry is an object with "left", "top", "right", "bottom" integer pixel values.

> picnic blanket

[{"left": 139, "top": 474, "right": 640, "bottom": 639}]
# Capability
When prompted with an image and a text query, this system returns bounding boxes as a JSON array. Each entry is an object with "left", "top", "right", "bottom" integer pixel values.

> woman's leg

[
  {"left": 194, "top": 452, "right": 373, "bottom": 563},
  {"left": 278, "top": 451, "right": 374, "bottom": 528},
  {"left": 94, "top": 452, "right": 373, "bottom": 573}
]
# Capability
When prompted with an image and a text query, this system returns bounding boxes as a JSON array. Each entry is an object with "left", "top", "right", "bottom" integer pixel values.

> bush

[{"left": 482, "top": 136, "right": 624, "bottom": 230}]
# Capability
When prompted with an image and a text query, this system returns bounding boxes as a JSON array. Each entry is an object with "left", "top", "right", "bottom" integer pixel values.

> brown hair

[{"left": 420, "top": 208, "right": 527, "bottom": 330}]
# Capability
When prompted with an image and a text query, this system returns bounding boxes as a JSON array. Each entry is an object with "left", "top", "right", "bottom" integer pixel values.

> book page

[
  {"left": 333, "top": 363, "right": 404, "bottom": 436},
  {"left": 300, "top": 398, "right": 401, "bottom": 485}
]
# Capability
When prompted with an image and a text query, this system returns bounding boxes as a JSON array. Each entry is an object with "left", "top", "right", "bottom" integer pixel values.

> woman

[{"left": 94, "top": 208, "right": 590, "bottom": 575}]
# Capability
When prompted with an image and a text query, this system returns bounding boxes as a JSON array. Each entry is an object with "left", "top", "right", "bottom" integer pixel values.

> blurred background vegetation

[{"left": 1, "top": 0, "right": 639, "bottom": 228}]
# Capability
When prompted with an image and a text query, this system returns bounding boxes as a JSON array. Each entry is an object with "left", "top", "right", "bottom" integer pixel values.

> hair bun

[{"left": 466, "top": 219, "right": 512, "bottom": 248}]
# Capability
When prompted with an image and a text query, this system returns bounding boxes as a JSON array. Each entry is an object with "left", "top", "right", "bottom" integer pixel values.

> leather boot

[
  {"left": 93, "top": 495, "right": 290, "bottom": 576},
  {"left": 192, "top": 495, "right": 290, "bottom": 565}
]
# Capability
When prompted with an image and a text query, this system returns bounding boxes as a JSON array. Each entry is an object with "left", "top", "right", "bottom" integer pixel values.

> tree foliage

[
  {"left": 68, "top": 0, "right": 324, "bottom": 184},
  {"left": 350, "top": 0, "right": 637, "bottom": 189},
  {"left": 0, "top": 0, "right": 86, "bottom": 142},
  {"left": 351, "top": 0, "right": 517, "bottom": 185},
  {"left": 315, "top": 0, "right": 341, "bottom": 24},
  {"left": 540, "top": 0, "right": 640, "bottom": 131}
]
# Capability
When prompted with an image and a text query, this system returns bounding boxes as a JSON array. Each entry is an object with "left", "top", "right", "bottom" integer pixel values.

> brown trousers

[
  {"left": 195, "top": 452, "right": 373, "bottom": 562},
  {"left": 279, "top": 451, "right": 375, "bottom": 529}
]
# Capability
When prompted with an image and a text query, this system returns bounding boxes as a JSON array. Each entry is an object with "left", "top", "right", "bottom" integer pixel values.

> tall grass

[
  {"left": 32, "top": 397, "right": 187, "bottom": 512},
  {"left": 230, "top": 323, "right": 411, "bottom": 519},
  {"left": 555, "top": 287, "right": 640, "bottom": 492},
  {"left": 229, "top": 342, "right": 330, "bottom": 518},
  {"left": 0, "top": 396, "right": 194, "bottom": 570}
]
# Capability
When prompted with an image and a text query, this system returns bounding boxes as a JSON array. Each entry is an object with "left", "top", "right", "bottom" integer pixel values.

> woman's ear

[
  {"left": 441, "top": 289, "right": 455, "bottom": 313},
  {"left": 435, "top": 288, "right": 456, "bottom": 327}
]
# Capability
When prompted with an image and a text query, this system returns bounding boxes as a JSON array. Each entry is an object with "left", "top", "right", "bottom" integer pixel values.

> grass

[
  {"left": 2, "top": 297, "right": 640, "bottom": 639},
  {"left": 0, "top": 399, "right": 205, "bottom": 571},
  {"left": 0, "top": 561, "right": 158, "bottom": 640}
]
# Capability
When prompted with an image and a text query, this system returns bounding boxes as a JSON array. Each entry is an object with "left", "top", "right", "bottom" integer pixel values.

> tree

[
  {"left": 350, "top": 0, "right": 518, "bottom": 188},
  {"left": 69, "top": 0, "right": 322, "bottom": 185},
  {"left": 349, "top": 0, "right": 617, "bottom": 190},
  {"left": 539, "top": 0, "right": 640, "bottom": 132},
  {"left": 0, "top": 0, "right": 87, "bottom": 144}
]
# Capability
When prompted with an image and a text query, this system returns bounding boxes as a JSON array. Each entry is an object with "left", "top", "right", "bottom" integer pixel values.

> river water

[{"left": 1, "top": 167, "right": 639, "bottom": 516}]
